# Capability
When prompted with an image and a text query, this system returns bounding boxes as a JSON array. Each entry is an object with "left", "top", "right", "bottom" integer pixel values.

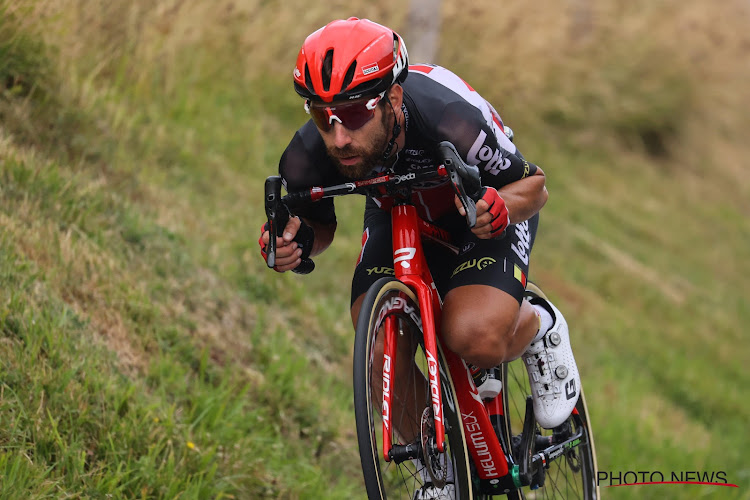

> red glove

[
  {"left": 481, "top": 187, "right": 510, "bottom": 238},
  {"left": 258, "top": 222, "right": 271, "bottom": 264}
]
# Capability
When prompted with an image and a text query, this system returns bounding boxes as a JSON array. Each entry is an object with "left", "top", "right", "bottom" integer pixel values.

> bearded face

[{"left": 324, "top": 104, "right": 391, "bottom": 180}]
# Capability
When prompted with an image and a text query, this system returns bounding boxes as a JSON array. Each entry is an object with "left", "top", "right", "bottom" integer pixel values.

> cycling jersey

[{"left": 279, "top": 64, "right": 538, "bottom": 226}]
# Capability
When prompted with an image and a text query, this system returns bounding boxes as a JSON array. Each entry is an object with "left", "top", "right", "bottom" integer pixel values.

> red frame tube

[
  {"left": 383, "top": 203, "right": 510, "bottom": 479},
  {"left": 381, "top": 315, "right": 397, "bottom": 461},
  {"left": 391, "top": 205, "right": 446, "bottom": 452}
]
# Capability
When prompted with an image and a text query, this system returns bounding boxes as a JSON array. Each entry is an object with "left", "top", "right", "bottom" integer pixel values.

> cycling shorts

[{"left": 351, "top": 206, "right": 539, "bottom": 306}]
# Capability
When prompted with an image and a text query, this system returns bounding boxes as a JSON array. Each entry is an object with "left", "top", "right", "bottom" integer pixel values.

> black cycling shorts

[{"left": 351, "top": 206, "right": 539, "bottom": 306}]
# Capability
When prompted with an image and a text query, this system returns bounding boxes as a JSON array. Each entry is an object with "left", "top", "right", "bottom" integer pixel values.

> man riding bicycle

[{"left": 259, "top": 18, "right": 581, "bottom": 499}]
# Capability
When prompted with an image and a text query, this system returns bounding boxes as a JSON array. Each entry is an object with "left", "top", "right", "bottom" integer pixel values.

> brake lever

[
  {"left": 264, "top": 176, "right": 284, "bottom": 269},
  {"left": 264, "top": 176, "right": 315, "bottom": 274},
  {"left": 438, "top": 141, "right": 482, "bottom": 228}
]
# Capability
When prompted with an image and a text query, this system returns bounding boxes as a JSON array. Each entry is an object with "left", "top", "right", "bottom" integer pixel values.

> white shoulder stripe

[{"left": 413, "top": 66, "right": 518, "bottom": 152}]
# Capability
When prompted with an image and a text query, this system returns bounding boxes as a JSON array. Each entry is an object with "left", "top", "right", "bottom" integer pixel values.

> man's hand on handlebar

[
  {"left": 259, "top": 216, "right": 307, "bottom": 272},
  {"left": 454, "top": 186, "right": 510, "bottom": 239}
]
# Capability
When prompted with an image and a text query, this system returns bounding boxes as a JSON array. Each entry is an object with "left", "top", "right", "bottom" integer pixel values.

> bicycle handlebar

[{"left": 264, "top": 141, "right": 484, "bottom": 273}]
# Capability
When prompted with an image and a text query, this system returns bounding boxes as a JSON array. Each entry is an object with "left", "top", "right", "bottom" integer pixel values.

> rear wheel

[
  {"left": 353, "top": 277, "right": 474, "bottom": 499},
  {"left": 498, "top": 283, "right": 600, "bottom": 499}
]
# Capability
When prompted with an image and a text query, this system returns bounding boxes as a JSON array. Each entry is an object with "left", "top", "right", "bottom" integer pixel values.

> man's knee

[
  {"left": 443, "top": 315, "right": 517, "bottom": 367},
  {"left": 442, "top": 286, "right": 520, "bottom": 368}
]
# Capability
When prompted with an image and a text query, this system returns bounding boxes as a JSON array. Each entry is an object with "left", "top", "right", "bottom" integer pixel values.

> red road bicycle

[{"left": 264, "top": 142, "right": 599, "bottom": 499}]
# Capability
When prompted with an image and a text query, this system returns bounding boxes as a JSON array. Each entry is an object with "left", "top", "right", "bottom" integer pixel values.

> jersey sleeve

[
  {"left": 435, "top": 101, "right": 537, "bottom": 189},
  {"left": 278, "top": 122, "right": 338, "bottom": 226}
]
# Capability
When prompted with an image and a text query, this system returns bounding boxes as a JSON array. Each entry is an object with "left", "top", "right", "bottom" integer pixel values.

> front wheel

[{"left": 353, "top": 277, "right": 474, "bottom": 499}]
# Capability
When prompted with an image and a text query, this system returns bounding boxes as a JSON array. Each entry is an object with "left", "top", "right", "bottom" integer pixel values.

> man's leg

[
  {"left": 434, "top": 215, "right": 582, "bottom": 429},
  {"left": 441, "top": 285, "right": 537, "bottom": 368}
]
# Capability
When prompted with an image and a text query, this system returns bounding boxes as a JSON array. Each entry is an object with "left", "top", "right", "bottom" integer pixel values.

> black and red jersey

[{"left": 278, "top": 64, "right": 537, "bottom": 225}]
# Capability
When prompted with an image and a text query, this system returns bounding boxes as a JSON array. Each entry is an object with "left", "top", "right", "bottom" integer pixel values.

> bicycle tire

[
  {"left": 498, "top": 283, "right": 600, "bottom": 499},
  {"left": 353, "top": 277, "right": 474, "bottom": 499}
]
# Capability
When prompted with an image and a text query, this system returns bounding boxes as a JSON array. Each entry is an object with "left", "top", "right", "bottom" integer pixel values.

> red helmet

[{"left": 293, "top": 18, "right": 409, "bottom": 104}]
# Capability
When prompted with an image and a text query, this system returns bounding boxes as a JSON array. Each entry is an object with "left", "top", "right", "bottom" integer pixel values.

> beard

[{"left": 327, "top": 111, "right": 390, "bottom": 180}]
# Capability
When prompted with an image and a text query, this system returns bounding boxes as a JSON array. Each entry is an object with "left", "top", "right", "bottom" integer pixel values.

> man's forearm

[
  {"left": 498, "top": 170, "right": 548, "bottom": 224},
  {"left": 304, "top": 219, "right": 337, "bottom": 257}
]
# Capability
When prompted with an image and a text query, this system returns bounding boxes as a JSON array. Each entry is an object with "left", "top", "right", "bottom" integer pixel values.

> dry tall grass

[
  {"left": 18, "top": 0, "right": 747, "bottom": 198},
  {"left": 439, "top": 0, "right": 750, "bottom": 200},
  {"left": 23, "top": 1, "right": 409, "bottom": 94},
  {"left": 7, "top": 0, "right": 748, "bottom": 268}
]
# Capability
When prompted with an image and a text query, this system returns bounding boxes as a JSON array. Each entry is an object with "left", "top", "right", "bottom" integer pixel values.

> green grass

[
  {"left": 1, "top": 0, "right": 750, "bottom": 498},
  {"left": 0, "top": 154, "right": 360, "bottom": 498}
]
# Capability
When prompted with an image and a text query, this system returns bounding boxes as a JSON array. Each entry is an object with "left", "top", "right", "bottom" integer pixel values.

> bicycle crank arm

[
  {"left": 532, "top": 424, "right": 586, "bottom": 468},
  {"left": 518, "top": 396, "right": 537, "bottom": 486}
]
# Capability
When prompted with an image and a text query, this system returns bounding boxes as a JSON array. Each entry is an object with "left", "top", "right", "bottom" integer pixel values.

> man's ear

[{"left": 387, "top": 84, "right": 403, "bottom": 109}]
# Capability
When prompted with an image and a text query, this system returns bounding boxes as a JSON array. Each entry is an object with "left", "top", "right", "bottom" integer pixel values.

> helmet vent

[
  {"left": 322, "top": 49, "right": 334, "bottom": 92},
  {"left": 341, "top": 61, "right": 357, "bottom": 92},
  {"left": 304, "top": 64, "right": 314, "bottom": 93}
]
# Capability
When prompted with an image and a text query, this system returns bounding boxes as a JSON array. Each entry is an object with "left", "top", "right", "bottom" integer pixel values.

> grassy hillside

[{"left": 1, "top": 0, "right": 748, "bottom": 499}]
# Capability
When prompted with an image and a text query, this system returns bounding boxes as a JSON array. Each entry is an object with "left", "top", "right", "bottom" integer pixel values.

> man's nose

[{"left": 331, "top": 121, "right": 352, "bottom": 149}]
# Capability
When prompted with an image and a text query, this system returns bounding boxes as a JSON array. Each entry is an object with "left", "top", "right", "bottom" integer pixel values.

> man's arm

[
  {"left": 497, "top": 166, "right": 548, "bottom": 224},
  {"left": 455, "top": 165, "right": 547, "bottom": 239},
  {"left": 263, "top": 123, "right": 340, "bottom": 271},
  {"left": 288, "top": 217, "right": 336, "bottom": 257},
  {"left": 454, "top": 162, "right": 549, "bottom": 239}
]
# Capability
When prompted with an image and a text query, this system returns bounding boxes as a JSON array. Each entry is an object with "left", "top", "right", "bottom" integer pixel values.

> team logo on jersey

[
  {"left": 522, "top": 158, "right": 531, "bottom": 178},
  {"left": 366, "top": 267, "right": 394, "bottom": 276},
  {"left": 451, "top": 257, "right": 496, "bottom": 278},
  {"left": 468, "top": 130, "right": 512, "bottom": 175},
  {"left": 511, "top": 220, "right": 531, "bottom": 265}
]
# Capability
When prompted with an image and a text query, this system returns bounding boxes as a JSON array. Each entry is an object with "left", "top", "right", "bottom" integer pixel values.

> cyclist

[{"left": 259, "top": 17, "right": 581, "bottom": 499}]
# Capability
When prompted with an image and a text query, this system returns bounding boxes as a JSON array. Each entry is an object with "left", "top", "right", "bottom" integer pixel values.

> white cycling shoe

[
  {"left": 413, "top": 483, "right": 455, "bottom": 500},
  {"left": 522, "top": 297, "right": 580, "bottom": 429}
]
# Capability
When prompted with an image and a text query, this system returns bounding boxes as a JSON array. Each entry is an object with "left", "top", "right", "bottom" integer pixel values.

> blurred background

[{"left": 1, "top": 0, "right": 748, "bottom": 498}]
